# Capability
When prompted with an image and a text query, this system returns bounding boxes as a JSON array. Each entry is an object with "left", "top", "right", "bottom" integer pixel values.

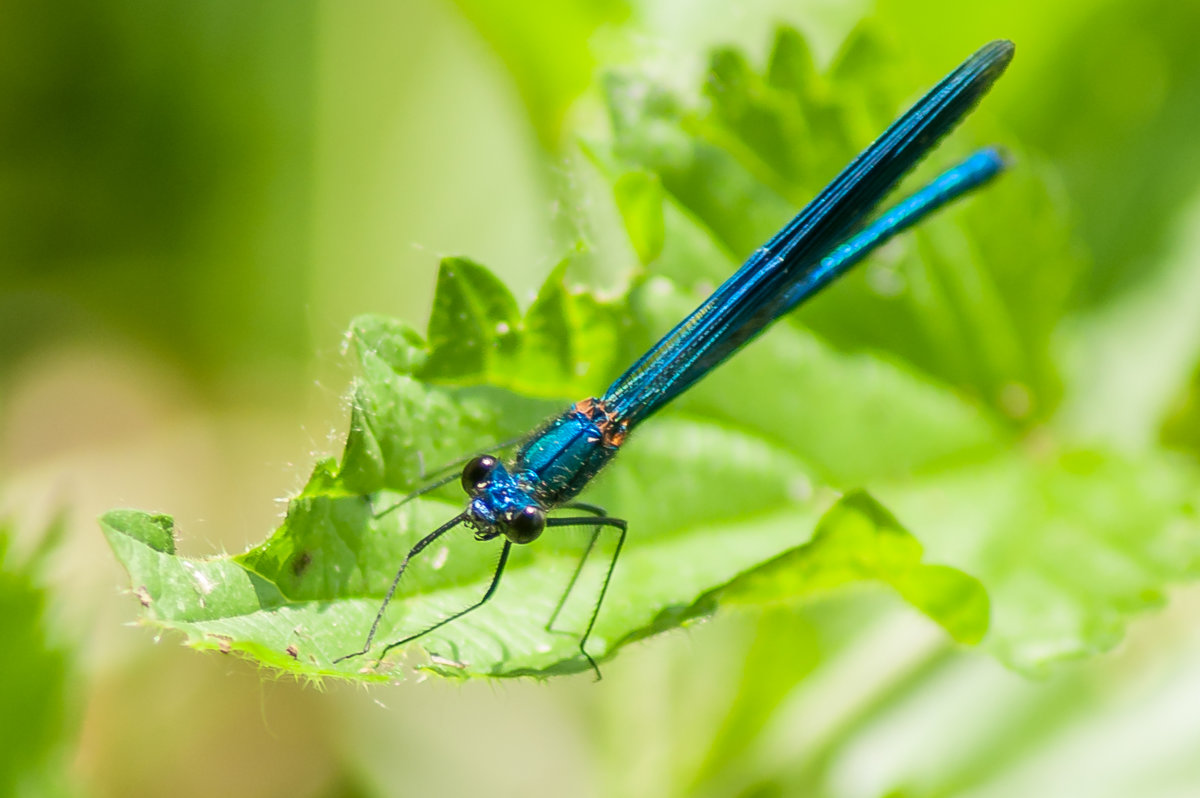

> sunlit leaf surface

[
  {"left": 103, "top": 25, "right": 1200, "bottom": 685},
  {"left": 103, "top": 293, "right": 987, "bottom": 679}
]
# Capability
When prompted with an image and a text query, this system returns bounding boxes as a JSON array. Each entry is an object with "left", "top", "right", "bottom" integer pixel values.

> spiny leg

[
  {"left": 545, "top": 502, "right": 608, "bottom": 633},
  {"left": 333, "top": 512, "right": 466, "bottom": 664},
  {"left": 377, "top": 539, "right": 513, "bottom": 662},
  {"left": 545, "top": 514, "right": 628, "bottom": 681}
]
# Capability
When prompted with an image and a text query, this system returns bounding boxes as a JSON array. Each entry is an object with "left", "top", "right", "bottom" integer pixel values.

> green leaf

[
  {"left": 0, "top": 518, "right": 73, "bottom": 795},
  {"left": 592, "top": 26, "right": 1200, "bottom": 676},
  {"left": 103, "top": 251, "right": 989, "bottom": 681},
  {"left": 101, "top": 26, "right": 1200, "bottom": 684},
  {"left": 717, "top": 491, "right": 989, "bottom": 645},
  {"left": 339, "top": 315, "right": 500, "bottom": 495},
  {"left": 879, "top": 448, "right": 1200, "bottom": 673},
  {"left": 420, "top": 256, "right": 521, "bottom": 382},
  {"left": 101, "top": 425, "right": 823, "bottom": 679},
  {"left": 508, "top": 259, "right": 633, "bottom": 397}
]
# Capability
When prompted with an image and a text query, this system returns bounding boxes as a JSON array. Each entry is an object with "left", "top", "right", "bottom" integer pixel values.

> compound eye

[
  {"left": 505, "top": 505, "right": 545, "bottom": 544},
  {"left": 461, "top": 455, "right": 498, "bottom": 495}
]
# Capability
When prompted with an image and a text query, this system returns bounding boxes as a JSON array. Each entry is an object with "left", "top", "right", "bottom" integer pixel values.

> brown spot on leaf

[{"left": 291, "top": 551, "right": 312, "bottom": 577}]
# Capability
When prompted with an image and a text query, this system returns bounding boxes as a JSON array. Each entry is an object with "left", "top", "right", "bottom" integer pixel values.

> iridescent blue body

[
  {"left": 467, "top": 399, "right": 625, "bottom": 536},
  {"left": 466, "top": 147, "right": 1008, "bottom": 546},
  {"left": 338, "top": 41, "right": 1015, "bottom": 677}
]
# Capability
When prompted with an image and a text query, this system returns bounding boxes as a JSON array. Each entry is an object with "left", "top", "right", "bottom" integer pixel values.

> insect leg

[
  {"left": 376, "top": 539, "right": 513, "bottom": 662},
  {"left": 545, "top": 514, "right": 628, "bottom": 680},
  {"left": 333, "top": 512, "right": 467, "bottom": 663}
]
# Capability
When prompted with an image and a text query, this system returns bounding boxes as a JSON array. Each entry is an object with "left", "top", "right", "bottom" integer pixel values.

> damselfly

[{"left": 337, "top": 40, "right": 1014, "bottom": 677}]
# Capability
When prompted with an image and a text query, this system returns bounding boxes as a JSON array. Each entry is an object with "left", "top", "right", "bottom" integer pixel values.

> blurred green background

[{"left": 4, "top": 0, "right": 1200, "bottom": 796}]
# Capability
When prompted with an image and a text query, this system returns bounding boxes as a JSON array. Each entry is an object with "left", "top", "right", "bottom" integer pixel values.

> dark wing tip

[
  {"left": 943, "top": 40, "right": 1015, "bottom": 110},
  {"left": 974, "top": 40, "right": 1016, "bottom": 74}
]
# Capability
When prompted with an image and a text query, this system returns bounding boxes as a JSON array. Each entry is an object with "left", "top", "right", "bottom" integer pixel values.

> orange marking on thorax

[{"left": 573, "top": 397, "right": 628, "bottom": 448}]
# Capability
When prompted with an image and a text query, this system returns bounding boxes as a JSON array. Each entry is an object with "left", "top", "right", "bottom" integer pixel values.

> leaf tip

[{"left": 100, "top": 509, "right": 176, "bottom": 555}]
